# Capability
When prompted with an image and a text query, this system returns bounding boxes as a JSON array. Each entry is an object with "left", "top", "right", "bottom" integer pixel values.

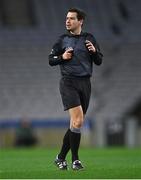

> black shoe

[
  {"left": 54, "top": 155, "right": 68, "bottom": 170},
  {"left": 72, "top": 160, "right": 84, "bottom": 170}
]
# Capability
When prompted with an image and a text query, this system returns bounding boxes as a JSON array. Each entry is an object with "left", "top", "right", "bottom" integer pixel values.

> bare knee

[
  {"left": 72, "top": 118, "right": 83, "bottom": 128},
  {"left": 69, "top": 106, "right": 84, "bottom": 129}
]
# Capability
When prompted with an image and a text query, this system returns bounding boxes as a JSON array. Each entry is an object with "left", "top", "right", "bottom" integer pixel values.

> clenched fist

[
  {"left": 62, "top": 47, "right": 73, "bottom": 60},
  {"left": 85, "top": 40, "right": 96, "bottom": 53}
]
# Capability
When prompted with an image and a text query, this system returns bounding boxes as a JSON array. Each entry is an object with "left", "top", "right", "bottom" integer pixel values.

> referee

[{"left": 49, "top": 8, "right": 103, "bottom": 170}]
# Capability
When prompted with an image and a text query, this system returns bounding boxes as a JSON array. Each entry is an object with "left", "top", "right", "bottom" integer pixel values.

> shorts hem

[{"left": 64, "top": 104, "right": 81, "bottom": 111}]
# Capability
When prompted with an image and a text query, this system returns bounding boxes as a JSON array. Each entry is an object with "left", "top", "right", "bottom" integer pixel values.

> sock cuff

[{"left": 70, "top": 127, "right": 81, "bottom": 133}]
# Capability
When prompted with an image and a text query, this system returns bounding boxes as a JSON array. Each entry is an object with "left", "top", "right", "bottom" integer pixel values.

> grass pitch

[{"left": 0, "top": 147, "right": 141, "bottom": 179}]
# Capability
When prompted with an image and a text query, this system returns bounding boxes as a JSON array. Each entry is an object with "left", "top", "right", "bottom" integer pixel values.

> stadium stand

[{"left": 0, "top": 0, "right": 141, "bottom": 147}]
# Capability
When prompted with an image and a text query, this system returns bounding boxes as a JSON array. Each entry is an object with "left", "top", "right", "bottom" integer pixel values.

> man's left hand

[{"left": 85, "top": 40, "right": 96, "bottom": 53}]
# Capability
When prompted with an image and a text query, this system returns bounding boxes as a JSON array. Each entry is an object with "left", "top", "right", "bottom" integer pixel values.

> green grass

[{"left": 0, "top": 147, "right": 141, "bottom": 179}]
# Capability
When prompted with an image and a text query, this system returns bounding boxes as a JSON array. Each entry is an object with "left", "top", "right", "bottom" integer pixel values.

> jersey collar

[{"left": 66, "top": 30, "right": 84, "bottom": 37}]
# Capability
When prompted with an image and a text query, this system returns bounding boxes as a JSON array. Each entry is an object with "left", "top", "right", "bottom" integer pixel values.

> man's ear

[{"left": 80, "top": 19, "right": 83, "bottom": 26}]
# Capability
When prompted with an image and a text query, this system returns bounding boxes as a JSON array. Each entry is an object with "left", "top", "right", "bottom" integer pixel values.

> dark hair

[{"left": 68, "top": 8, "right": 86, "bottom": 21}]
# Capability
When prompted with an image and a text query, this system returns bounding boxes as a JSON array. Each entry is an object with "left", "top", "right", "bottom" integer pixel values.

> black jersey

[{"left": 49, "top": 31, "right": 103, "bottom": 78}]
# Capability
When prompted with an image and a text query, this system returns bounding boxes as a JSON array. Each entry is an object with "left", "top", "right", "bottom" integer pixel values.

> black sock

[
  {"left": 58, "top": 129, "right": 70, "bottom": 160},
  {"left": 70, "top": 129, "right": 81, "bottom": 162}
]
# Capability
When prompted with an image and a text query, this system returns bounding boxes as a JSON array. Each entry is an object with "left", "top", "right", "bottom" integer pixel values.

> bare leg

[{"left": 69, "top": 105, "right": 84, "bottom": 162}]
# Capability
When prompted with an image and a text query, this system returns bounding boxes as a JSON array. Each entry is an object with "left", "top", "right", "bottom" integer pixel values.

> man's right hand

[{"left": 62, "top": 47, "right": 73, "bottom": 60}]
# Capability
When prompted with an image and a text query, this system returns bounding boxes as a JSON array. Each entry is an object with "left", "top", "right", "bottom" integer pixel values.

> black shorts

[{"left": 59, "top": 77, "right": 91, "bottom": 114}]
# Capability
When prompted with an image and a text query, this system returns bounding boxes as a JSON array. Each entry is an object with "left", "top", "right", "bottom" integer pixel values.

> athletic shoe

[
  {"left": 54, "top": 155, "right": 68, "bottom": 170},
  {"left": 72, "top": 160, "right": 84, "bottom": 170}
]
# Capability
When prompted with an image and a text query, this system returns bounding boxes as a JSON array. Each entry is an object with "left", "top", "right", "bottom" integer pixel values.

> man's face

[{"left": 66, "top": 12, "right": 83, "bottom": 32}]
